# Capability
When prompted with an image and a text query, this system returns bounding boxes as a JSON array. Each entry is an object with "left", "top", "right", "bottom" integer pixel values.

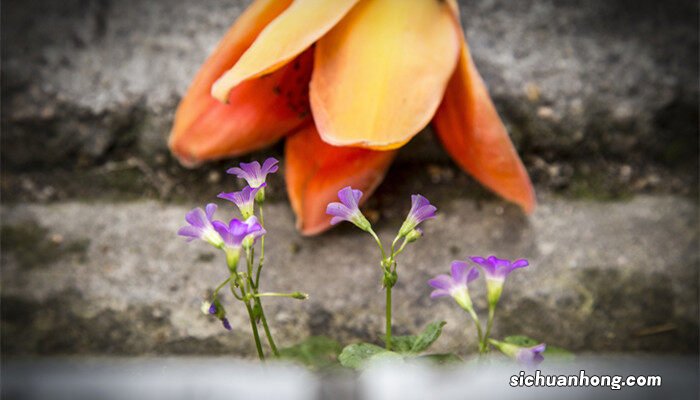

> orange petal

[
  {"left": 309, "top": 0, "right": 460, "bottom": 150},
  {"left": 212, "top": 0, "right": 360, "bottom": 102},
  {"left": 170, "top": 0, "right": 317, "bottom": 166},
  {"left": 285, "top": 124, "right": 397, "bottom": 235},
  {"left": 433, "top": 39, "right": 536, "bottom": 213}
]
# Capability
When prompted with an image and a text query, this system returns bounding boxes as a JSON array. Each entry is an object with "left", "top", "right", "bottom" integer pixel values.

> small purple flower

[
  {"left": 208, "top": 303, "right": 217, "bottom": 315},
  {"left": 326, "top": 186, "right": 371, "bottom": 231},
  {"left": 516, "top": 343, "right": 546, "bottom": 368},
  {"left": 221, "top": 318, "right": 232, "bottom": 331},
  {"left": 227, "top": 158, "right": 279, "bottom": 189},
  {"left": 490, "top": 339, "right": 546, "bottom": 368},
  {"left": 470, "top": 256, "right": 529, "bottom": 305},
  {"left": 399, "top": 194, "right": 437, "bottom": 236},
  {"left": 178, "top": 204, "right": 224, "bottom": 247},
  {"left": 218, "top": 185, "right": 265, "bottom": 219},
  {"left": 213, "top": 218, "right": 266, "bottom": 267},
  {"left": 213, "top": 218, "right": 265, "bottom": 249},
  {"left": 242, "top": 216, "right": 266, "bottom": 248},
  {"left": 470, "top": 256, "right": 529, "bottom": 282},
  {"left": 428, "top": 261, "right": 479, "bottom": 311}
]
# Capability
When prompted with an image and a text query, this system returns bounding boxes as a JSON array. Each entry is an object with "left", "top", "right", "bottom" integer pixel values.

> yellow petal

[
  {"left": 212, "top": 0, "right": 359, "bottom": 102},
  {"left": 310, "top": 0, "right": 460, "bottom": 150}
]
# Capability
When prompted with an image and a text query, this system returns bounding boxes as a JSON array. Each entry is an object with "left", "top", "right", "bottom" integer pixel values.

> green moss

[
  {"left": 566, "top": 171, "right": 633, "bottom": 201},
  {"left": 1, "top": 221, "right": 89, "bottom": 269}
]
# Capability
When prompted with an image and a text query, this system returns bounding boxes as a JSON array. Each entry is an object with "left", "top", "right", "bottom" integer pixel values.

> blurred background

[{"left": 1, "top": 0, "right": 698, "bottom": 369}]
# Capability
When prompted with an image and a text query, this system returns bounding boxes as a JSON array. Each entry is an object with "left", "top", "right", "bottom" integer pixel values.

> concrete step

[{"left": 1, "top": 195, "right": 697, "bottom": 356}]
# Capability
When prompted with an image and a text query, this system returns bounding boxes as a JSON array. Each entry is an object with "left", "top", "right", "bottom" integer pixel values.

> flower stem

[
  {"left": 369, "top": 229, "right": 386, "bottom": 260},
  {"left": 482, "top": 305, "right": 496, "bottom": 352},
  {"left": 385, "top": 285, "right": 393, "bottom": 350},
  {"left": 466, "top": 308, "right": 484, "bottom": 353},
  {"left": 212, "top": 277, "right": 231, "bottom": 299},
  {"left": 244, "top": 300, "right": 265, "bottom": 360},
  {"left": 256, "top": 298, "right": 279, "bottom": 357},
  {"left": 255, "top": 205, "right": 265, "bottom": 288}
]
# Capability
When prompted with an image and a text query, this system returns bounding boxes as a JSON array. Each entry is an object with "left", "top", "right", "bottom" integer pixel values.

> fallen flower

[{"left": 169, "top": 0, "right": 535, "bottom": 235}]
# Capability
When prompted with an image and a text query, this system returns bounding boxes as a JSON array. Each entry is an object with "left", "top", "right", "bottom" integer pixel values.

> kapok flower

[
  {"left": 470, "top": 256, "right": 529, "bottom": 305},
  {"left": 326, "top": 186, "right": 372, "bottom": 232},
  {"left": 398, "top": 194, "right": 437, "bottom": 237},
  {"left": 169, "top": 0, "right": 536, "bottom": 236},
  {"left": 490, "top": 340, "right": 546, "bottom": 368},
  {"left": 212, "top": 218, "right": 266, "bottom": 269},
  {"left": 227, "top": 157, "right": 279, "bottom": 189},
  {"left": 178, "top": 204, "right": 224, "bottom": 248},
  {"left": 428, "top": 261, "right": 479, "bottom": 312},
  {"left": 218, "top": 185, "right": 265, "bottom": 219}
]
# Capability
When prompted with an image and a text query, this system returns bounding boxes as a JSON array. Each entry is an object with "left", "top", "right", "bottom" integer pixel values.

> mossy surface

[{"left": 1, "top": 221, "right": 89, "bottom": 269}]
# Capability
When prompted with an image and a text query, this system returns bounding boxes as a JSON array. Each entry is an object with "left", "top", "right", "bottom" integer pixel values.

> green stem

[
  {"left": 256, "top": 298, "right": 279, "bottom": 357},
  {"left": 244, "top": 301, "right": 265, "bottom": 360},
  {"left": 246, "top": 247, "right": 255, "bottom": 278},
  {"left": 392, "top": 239, "right": 409, "bottom": 258},
  {"left": 232, "top": 277, "right": 264, "bottom": 360},
  {"left": 255, "top": 205, "right": 265, "bottom": 288},
  {"left": 385, "top": 285, "right": 393, "bottom": 350},
  {"left": 466, "top": 308, "right": 484, "bottom": 353},
  {"left": 369, "top": 229, "right": 386, "bottom": 260},
  {"left": 255, "top": 292, "right": 304, "bottom": 298},
  {"left": 212, "top": 277, "right": 231, "bottom": 299},
  {"left": 482, "top": 306, "right": 496, "bottom": 352}
]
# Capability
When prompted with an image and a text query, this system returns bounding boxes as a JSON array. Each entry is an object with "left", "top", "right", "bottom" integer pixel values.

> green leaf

[
  {"left": 418, "top": 353, "right": 463, "bottom": 365},
  {"left": 278, "top": 336, "right": 342, "bottom": 370},
  {"left": 503, "top": 335, "right": 575, "bottom": 360},
  {"left": 410, "top": 321, "right": 447, "bottom": 353},
  {"left": 386, "top": 335, "right": 418, "bottom": 353},
  {"left": 369, "top": 350, "right": 404, "bottom": 363},
  {"left": 338, "top": 343, "right": 387, "bottom": 369}
]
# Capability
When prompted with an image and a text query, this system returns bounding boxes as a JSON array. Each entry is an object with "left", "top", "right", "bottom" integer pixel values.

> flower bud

[{"left": 404, "top": 228, "right": 423, "bottom": 243}]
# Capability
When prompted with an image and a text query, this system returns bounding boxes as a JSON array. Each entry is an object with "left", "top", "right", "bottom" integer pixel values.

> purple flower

[
  {"left": 212, "top": 218, "right": 266, "bottom": 267},
  {"left": 178, "top": 204, "right": 224, "bottom": 247},
  {"left": 470, "top": 256, "right": 529, "bottom": 305},
  {"left": 227, "top": 158, "right": 279, "bottom": 189},
  {"left": 428, "top": 261, "right": 479, "bottom": 311},
  {"left": 470, "top": 256, "right": 529, "bottom": 282},
  {"left": 221, "top": 318, "right": 232, "bottom": 331},
  {"left": 213, "top": 218, "right": 265, "bottom": 249},
  {"left": 326, "top": 186, "right": 371, "bottom": 231},
  {"left": 399, "top": 194, "right": 437, "bottom": 236},
  {"left": 516, "top": 343, "right": 546, "bottom": 368},
  {"left": 218, "top": 185, "right": 265, "bottom": 219},
  {"left": 242, "top": 216, "right": 266, "bottom": 248},
  {"left": 490, "top": 340, "right": 546, "bottom": 368},
  {"left": 208, "top": 303, "right": 217, "bottom": 315}
]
